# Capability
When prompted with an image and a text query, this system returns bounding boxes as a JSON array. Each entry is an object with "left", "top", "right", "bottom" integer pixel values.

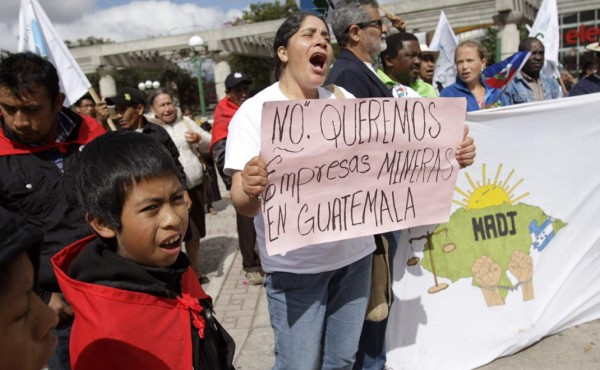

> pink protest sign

[{"left": 259, "top": 97, "right": 466, "bottom": 256}]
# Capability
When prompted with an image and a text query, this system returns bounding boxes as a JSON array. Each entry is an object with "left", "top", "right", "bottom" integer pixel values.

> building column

[
  {"left": 213, "top": 51, "right": 231, "bottom": 101},
  {"left": 494, "top": 0, "right": 528, "bottom": 60},
  {"left": 497, "top": 23, "right": 520, "bottom": 60},
  {"left": 98, "top": 65, "right": 117, "bottom": 99}
]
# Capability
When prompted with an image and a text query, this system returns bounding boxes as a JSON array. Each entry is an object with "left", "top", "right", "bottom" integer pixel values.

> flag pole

[
  {"left": 87, "top": 88, "right": 116, "bottom": 131},
  {"left": 556, "top": 75, "right": 568, "bottom": 96}
]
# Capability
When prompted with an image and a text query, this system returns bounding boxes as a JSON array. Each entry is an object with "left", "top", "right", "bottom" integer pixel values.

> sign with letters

[
  {"left": 259, "top": 97, "right": 466, "bottom": 256},
  {"left": 386, "top": 94, "right": 600, "bottom": 370}
]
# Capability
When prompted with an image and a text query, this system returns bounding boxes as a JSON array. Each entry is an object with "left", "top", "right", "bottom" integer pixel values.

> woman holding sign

[{"left": 225, "top": 12, "right": 376, "bottom": 369}]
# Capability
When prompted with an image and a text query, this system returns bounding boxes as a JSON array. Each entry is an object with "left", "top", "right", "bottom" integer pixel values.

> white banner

[
  {"left": 18, "top": 0, "right": 91, "bottom": 106},
  {"left": 386, "top": 93, "right": 600, "bottom": 369},
  {"left": 429, "top": 11, "right": 458, "bottom": 90},
  {"left": 528, "top": 0, "right": 560, "bottom": 77}
]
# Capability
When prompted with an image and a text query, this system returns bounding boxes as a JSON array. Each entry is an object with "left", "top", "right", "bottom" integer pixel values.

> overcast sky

[{"left": 0, "top": 0, "right": 250, "bottom": 51}]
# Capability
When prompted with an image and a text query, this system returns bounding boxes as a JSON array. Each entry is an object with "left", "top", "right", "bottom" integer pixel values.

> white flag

[
  {"left": 18, "top": 0, "right": 91, "bottom": 106},
  {"left": 528, "top": 0, "right": 559, "bottom": 77},
  {"left": 429, "top": 11, "right": 458, "bottom": 91}
]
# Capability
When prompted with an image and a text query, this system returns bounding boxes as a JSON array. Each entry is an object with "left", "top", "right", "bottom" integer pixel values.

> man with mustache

[{"left": 504, "top": 37, "right": 563, "bottom": 104}]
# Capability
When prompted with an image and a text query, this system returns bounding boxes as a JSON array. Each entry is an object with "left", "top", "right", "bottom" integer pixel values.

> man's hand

[
  {"left": 386, "top": 13, "right": 406, "bottom": 32},
  {"left": 457, "top": 125, "right": 476, "bottom": 168},
  {"left": 95, "top": 101, "right": 110, "bottom": 123},
  {"left": 49, "top": 292, "right": 73, "bottom": 320}
]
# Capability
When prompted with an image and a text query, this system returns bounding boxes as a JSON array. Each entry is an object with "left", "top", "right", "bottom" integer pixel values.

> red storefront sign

[{"left": 562, "top": 24, "right": 600, "bottom": 46}]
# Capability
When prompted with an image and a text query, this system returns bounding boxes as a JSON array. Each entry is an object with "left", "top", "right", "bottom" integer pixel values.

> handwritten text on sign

[{"left": 260, "top": 97, "right": 466, "bottom": 255}]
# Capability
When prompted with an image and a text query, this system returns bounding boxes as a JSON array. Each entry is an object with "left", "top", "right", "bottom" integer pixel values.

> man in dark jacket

[
  {"left": 327, "top": 2, "right": 475, "bottom": 369},
  {"left": 105, "top": 87, "right": 187, "bottom": 187},
  {"left": 0, "top": 51, "right": 105, "bottom": 370},
  {"left": 569, "top": 41, "right": 600, "bottom": 96},
  {"left": 326, "top": 0, "right": 391, "bottom": 99},
  {"left": 326, "top": 2, "right": 396, "bottom": 369}
]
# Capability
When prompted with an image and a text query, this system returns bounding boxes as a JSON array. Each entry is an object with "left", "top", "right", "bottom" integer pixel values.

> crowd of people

[{"left": 0, "top": 0, "right": 598, "bottom": 369}]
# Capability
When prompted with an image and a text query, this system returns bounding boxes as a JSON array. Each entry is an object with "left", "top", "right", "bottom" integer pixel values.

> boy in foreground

[{"left": 52, "top": 131, "right": 235, "bottom": 369}]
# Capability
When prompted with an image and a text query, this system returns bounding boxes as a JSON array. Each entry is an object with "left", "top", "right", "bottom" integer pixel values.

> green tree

[
  {"left": 482, "top": 23, "right": 530, "bottom": 63},
  {"left": 87, "top": 66, "right": 199, "bottom": 110},
  {"left": 230, "top": 0, "right": 299, "bottom": 93},
  {"left": 235, "top": 0, "right": 298, "bottom": 25},
  {"left": 65, "top": 36, "right": 114, "bottom": 48}
]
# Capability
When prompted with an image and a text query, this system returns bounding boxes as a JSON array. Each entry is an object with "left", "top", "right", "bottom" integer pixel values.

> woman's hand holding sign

[{"left": 231, "top": 156, "right": 269, "bottom": 217}]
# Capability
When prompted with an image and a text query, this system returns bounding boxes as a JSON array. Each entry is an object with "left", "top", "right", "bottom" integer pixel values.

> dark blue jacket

[
  {"left": 326, "top": 49, "right": 392, "bottom": 99},
  {"left": 568, "top": 74, "right": 600, "bottom": 97}
]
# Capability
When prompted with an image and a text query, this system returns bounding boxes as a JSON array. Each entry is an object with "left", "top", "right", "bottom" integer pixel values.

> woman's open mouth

[{"left": 310, "top": 53, "right": 327, "bottom": 74}]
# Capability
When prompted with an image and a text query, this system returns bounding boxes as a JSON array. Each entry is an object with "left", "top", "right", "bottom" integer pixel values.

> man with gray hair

[
  {"left": 326, "top": 1, "right": 396, "bottom": 369},
  {"left": 328, "top": 3, "right": 476, "bottom": 369},
  {"left": 327, "top": 0, "right": 391, "bottom": 98}
]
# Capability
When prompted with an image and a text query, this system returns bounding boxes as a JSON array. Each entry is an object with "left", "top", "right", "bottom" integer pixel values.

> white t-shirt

[{"left": 225, "top": 82, "right": 375, "bottom": 274}]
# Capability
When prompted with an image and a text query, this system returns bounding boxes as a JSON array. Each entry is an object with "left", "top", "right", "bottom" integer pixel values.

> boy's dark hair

[
  {"left": 76, "top": 130, "right": 182, "bottom": 231},
  {"left": 379, "top": 32, "right": 419, "bottom": 66},
  {"left": 273, "top": 11, "right": 328, "bottom": 80},
  {"left": 0, "top": 50, "right": 60, "bottom": 105}
]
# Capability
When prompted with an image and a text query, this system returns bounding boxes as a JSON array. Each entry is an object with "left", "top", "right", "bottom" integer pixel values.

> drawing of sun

[{"left": 454, "top": 164, "right": 529, "bottom": 210}]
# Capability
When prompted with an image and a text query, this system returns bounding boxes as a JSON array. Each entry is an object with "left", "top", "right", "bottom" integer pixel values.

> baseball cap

[
  {"left": 0, "top": 206, "right": 43, "bottom": 269},
  {"left": 105, "top": 87, "right": 145, "bottom": 107},
  {"left": 225, "top": 72, "right": 252, "bottom": 90}
]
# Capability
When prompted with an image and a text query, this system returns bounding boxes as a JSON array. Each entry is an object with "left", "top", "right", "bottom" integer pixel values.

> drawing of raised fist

[
  {"left": 509, "top": 250, "right": 534, "bottom": 301},
  {"left": 472, "top": 256, "right": 505, "bottom": 306}
]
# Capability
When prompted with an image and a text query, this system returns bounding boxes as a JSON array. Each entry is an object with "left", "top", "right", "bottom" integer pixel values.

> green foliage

[
  {"left": 482, "top": 28, "right": 499, "bottom": 63},
  {"left": 229, "top": 0, "right": 299, "bottom": 92},
  {"left": 65, "top": 37, "right": 114, "bottom": 49},
  {"left": 86, "top": 66, "right": 204, "bottom": 110},
  {"left": 235, "top": 0, "right": 298, "bottom": 24},
  {"left": 229, "top": 55, "right": 273, "bottom": 95},
  {"left": 482, "top": 23, "right": 531, "bottom": 63}
]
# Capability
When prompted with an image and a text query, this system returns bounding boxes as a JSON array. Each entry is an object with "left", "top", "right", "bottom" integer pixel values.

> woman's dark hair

[
  {"left": 273, "top": 11, "right": 328, "bottom": 80},
  {"left": 76, "top": 131, "right": 182, "bottom": 231},
  {"left": 0, "top": 50, "right": 60, "bottom": 105}
]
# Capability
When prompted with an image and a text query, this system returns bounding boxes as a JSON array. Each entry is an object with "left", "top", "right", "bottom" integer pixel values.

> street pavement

[{"left": 199, "top": 193, "right": 600, "bottom": 370}]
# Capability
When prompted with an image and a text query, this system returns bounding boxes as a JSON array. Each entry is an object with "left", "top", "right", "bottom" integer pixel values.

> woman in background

[
  {"left": 440, "top": 39, "right": 508, "bottom": 111},
  {"left": 146, "top": 91, "right": 212, "bottom": 284}
]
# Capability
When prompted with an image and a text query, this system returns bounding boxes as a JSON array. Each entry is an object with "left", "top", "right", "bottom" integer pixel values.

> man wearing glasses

[
  {"left": 327, "top": 1, "right": 397, "bottom": 369},
  {"left": 327, "top": 0, "right": 391, "bottom": 99}
]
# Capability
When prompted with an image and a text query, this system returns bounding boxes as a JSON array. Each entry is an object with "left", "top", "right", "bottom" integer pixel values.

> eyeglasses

[{"left": 345, "top": 18, "right": 383, "bottom": 33}]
